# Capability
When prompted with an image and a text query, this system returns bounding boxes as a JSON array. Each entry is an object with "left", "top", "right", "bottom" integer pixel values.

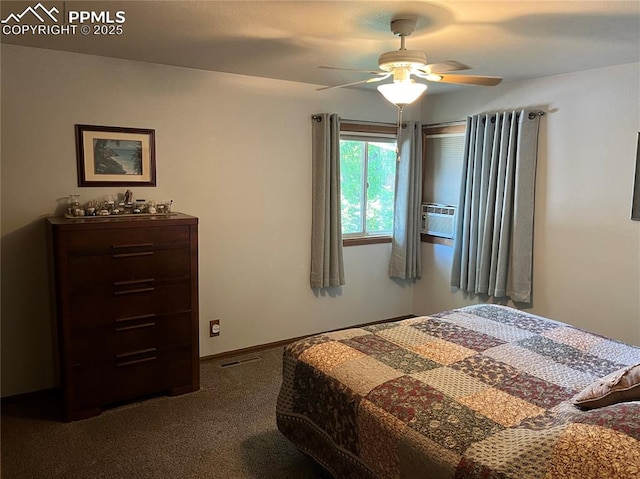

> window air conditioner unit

[{"left": 421, "top": 203, "right": 456, "bottom": 239}]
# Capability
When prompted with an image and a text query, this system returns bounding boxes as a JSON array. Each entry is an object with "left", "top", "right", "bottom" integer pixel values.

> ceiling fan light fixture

[
  {"left": 378, "top": 50, "right": 427, "bottom": 72},
  {"left": 317, "top": 17, "right": 503, "bottom": 99},
  {"left": 377, "top": 80, "right": 427, "bottom": 107}
]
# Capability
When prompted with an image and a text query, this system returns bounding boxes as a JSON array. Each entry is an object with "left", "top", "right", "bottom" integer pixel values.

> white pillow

[{"left": 572, "top": 363, "right": 640, "bottom": 410}]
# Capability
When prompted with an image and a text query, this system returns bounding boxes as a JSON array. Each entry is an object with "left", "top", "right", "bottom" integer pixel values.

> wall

[
  {"left": 415, "top": 62, "right": 640, "bottom": 346},
  {"left": 0, "top": 45, "right": 418, "bottom": 397}
]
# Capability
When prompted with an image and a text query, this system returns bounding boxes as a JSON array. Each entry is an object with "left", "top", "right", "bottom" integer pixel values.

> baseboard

[
  {"left": 199, "top": 313, "right": 416, "bottom": 363},
  {"left": 199, "top": 338, "right": 296, "bottom": 363},
  {"left": 2, "top": 314, "right": 417, "bottom": 403},
  {"left": 1, "top": 387, "right": 58, "bottom": 406}
]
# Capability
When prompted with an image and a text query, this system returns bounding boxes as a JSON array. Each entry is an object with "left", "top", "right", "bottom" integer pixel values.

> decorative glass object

[{"left": 62, "top": 193, "right": 174, "bottom": 218}]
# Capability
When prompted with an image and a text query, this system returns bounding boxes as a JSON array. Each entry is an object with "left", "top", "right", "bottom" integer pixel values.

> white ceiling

[{"left": 2, "top": 1, "right": 639, "bottom": 94}]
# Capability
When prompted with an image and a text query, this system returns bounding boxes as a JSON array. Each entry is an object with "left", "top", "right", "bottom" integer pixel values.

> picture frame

[
  {"left": 632, "top": 132, "right": 640, "bottom": 221},
  {"left": 75, "top": 124, "right": 156, "bottom": 187}
]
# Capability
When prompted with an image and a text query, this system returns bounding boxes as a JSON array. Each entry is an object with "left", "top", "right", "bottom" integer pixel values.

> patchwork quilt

[{"left": 276, "top": 305, "right": 640, "bottom": 479}]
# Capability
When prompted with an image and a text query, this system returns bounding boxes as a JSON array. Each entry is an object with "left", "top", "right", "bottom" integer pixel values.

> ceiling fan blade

[
  {"left": 317, "top": 73, "right": 392, "bottom": 91},
  {"left": 417, "top": 60, "right": 471, "bottom": 75},
  {"left": 434, "top": 74, "right": 503, "bottom": 86},
  {"left": 319, "top": 65, "right": 386, "bottom": 76}
]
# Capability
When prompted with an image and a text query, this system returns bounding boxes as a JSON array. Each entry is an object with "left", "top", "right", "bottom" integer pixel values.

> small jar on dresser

[{"left": 46, "top": 213, "right": 199, "bottom": 421}]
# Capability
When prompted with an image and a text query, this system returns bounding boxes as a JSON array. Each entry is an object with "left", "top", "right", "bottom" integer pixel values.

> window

[
  {"left": 422, "top": 123, "right": 466, "bottom": 245},
  {"left": 339, "top": 124, "right": 397, "bottom": 242}
]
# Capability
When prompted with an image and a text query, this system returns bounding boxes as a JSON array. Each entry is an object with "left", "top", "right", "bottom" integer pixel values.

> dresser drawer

[
  {"left": 64, "top": 225, "right": 191, "bottom": 256},
  {"left": 111, "top": 310, "right": 193, "bottom": 353},
  {"left": 71, "top": 311, "right": 193, "bottom": 361},
  {"left": 70, "top": 345, "right": 194, "bottom": 411},
  {"left": 67, "top": 247, "right": 192, "bottom": 288},
  {"left": 69, "top": 278, "right": 193, "bottom": 330}
]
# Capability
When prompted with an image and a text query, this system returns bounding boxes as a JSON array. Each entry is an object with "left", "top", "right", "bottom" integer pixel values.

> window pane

[
  {"left": 340, "top": 140, "right": 364, "bottom": 234},
  {"left": 366, "top": 142, "right": 396, "bottom": 233},
  {"left": 423, "top": 134, "right": 465, "bottom": 206}
]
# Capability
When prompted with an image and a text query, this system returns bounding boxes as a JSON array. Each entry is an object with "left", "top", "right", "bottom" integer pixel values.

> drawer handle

[
  {"left": 115, "top": 322, "right": 156, "bottom": 332},
  {"left": 114, "top": 313, "right": 157, "bottom": 331},
  {"left": 112, "top": 243, "right": 154, "bottom": 250},
  {"left": 116, "top": 356, "right": 157, "bottom": 367},
  {"left": 113, "top": 278, "right": 155, "bottom": 287},
  {"left": 113, "top": 278, "right": 155, "bottom": 295},
  {"left": 115, "top": 313, "right": 157, "bottom": 323},
  {"left": 116, "top": 348, "right": 157, "bottom": 367},
  {"left": 116, "top": 347, "right": 157, "bottom": 359},
  {"left": 113, "top": 251, "right": 154, "bottom": 258},
  {"left": 114, "top": 287, "right": 155, "bottom": 295}
]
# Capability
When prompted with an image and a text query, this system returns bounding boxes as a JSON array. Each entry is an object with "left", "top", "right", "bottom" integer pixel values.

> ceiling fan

[{"left": 319, "top": 18, "right": 502, "bottom": 107}]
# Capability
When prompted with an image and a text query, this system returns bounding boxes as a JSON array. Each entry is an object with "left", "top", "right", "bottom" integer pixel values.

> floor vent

[{"left": 220, "top": 356, "right": 262, "bottom": 368}]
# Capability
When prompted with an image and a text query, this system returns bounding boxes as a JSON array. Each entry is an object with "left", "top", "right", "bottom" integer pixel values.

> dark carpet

[{"left": 1, "top": 347, "right": 325, "bottom": 478}]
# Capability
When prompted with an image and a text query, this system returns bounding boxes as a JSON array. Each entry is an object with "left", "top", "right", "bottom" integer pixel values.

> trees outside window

[{"left": 340, "top": 137, "right": 397, "bottom": 237}]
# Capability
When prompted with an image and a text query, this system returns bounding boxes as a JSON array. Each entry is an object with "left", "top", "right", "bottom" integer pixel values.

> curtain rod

[
  {"left": 429, "top": 111, "right": 545, "bottom": 127},
  {"left": 313, "top": 111, "right": 545, "bottom": 124},
  {"left": 490, "top": 110, "right": 545, "bottom": 122},
  {"left": 311, "top": 115, "right": 396, "bottom": 127},
  {"left": 528, "top": 110, "right": 545, "bottom": 119}
]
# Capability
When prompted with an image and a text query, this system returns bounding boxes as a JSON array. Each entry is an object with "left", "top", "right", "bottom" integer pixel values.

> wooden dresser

[{"left": 46, "top": 213, "right": 199, "bottom": 421}]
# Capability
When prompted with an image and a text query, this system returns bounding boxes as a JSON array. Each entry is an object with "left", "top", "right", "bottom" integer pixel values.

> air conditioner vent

[{"left": 421, "top": 203, "right": 456, "bottom": 239}]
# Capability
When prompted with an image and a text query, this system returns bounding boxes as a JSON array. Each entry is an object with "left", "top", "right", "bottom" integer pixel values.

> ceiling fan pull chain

[{"left": 396, "top": 107, "right": 403, "bottom": 161}]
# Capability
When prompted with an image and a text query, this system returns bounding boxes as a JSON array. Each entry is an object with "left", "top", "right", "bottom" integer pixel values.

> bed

[{"left": 276, "top": 304, "right": 640, "bottom": 479}]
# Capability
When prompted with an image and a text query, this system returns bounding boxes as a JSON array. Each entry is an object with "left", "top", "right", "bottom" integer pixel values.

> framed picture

[
  {"left": 75, "top": 124, "right": 156, "bottom": 187},
  {"left": 633, "top": 132, "right": 640, "bottom": 221}
]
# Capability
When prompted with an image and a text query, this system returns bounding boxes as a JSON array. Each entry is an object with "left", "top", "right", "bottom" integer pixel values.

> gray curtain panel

[
  {"left": 310, "top": 113, "right": 345, "bottom": 288},
  {"left": 390, "top": 121, "right": 423, "bottom": 279},
  {"left": 451, "top": 110, "right": 541, "bottom": 302}
]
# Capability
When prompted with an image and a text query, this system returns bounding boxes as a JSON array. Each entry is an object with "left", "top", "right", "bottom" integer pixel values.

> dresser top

[{"left": 46, "top": 212, "right": 198, "bottom": 229}]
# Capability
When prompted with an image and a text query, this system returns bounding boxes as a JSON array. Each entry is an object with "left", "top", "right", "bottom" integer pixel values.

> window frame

[{"left": 339, "top": 122, "right": 398, "bottom": 246}]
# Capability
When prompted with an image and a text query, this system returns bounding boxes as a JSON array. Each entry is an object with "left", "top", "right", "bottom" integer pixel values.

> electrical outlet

[{"left": 209, "top": 319, "right": 220, "bottom": 337}]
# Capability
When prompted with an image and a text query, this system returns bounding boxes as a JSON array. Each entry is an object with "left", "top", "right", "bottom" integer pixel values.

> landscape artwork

[
  {"left": 93, "top": 139, "right": 143, "bottom": 176},
  {"left": 75, "top": 124, "right": 156, "bottom": 187}
]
